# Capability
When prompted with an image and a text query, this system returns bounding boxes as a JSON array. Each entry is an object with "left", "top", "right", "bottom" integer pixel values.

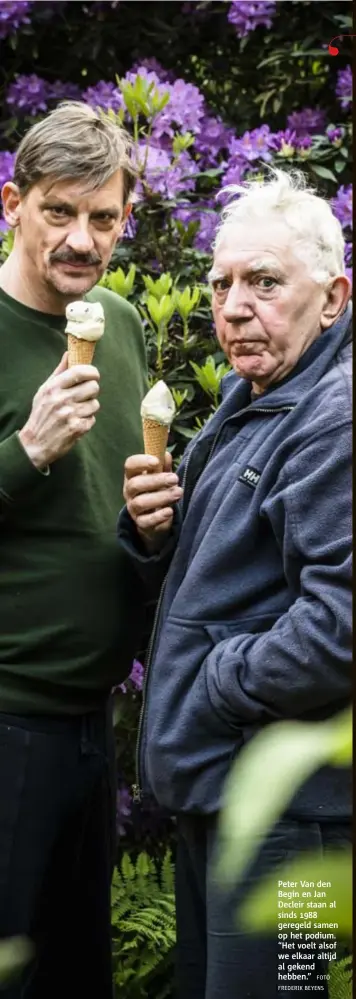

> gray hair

[
  {"left": 213, "top": 168, "right": 345, "bottom": 284},
  {"left": 14, "top": 101, "right": 136, "bottom": 203}
]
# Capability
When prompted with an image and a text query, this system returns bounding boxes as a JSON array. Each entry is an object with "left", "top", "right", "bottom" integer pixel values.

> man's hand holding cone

[{"left": 123, "top": 381, "right": 180, "bottom": 552}]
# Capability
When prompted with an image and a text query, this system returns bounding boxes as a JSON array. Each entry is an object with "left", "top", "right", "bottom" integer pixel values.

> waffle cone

[
  {"left": 67, "top": 334, "right": 96, "bottom": 367},
  {"left": 142, "top": 418, "right": 169, "bottom": 471}
]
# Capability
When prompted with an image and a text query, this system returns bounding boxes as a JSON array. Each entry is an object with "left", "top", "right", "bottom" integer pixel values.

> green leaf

[
  {"left": 329, "top": 956, "right": 353, "bottom": 999},
  {"left": 0, "top": 938, "right": 33, "bottom": 985},
  {"left": 216, "top": 709, "right": 352, "bottom": 885},
  {"left": 103, "top": 266, "right": 136, "bottom": 298},
  {"left": 146, "top": 295, "right": 161, "bottom": 326},
  {"left": 172, "top": 132, "right": 195, "bottom": 156},
  {"left": 334, "top": 159, "right": 346, "bottom": 173},
  {"left": 312, "top": 165, "right": 337, "bottom": 182},
  {"left": 142, "top": 273, "right": 173, "bottom": 300}
]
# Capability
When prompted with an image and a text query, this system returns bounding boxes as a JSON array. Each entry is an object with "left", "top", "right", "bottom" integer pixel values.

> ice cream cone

[
  {"left": 67, "top": 333, "right": 96, "bottom": 367},
  {"left": 142, "top": 417, "right": 169, "bottom": 471}
]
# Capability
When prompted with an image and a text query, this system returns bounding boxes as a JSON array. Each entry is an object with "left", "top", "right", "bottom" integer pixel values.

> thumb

[{"left": 50, "top": 352, "right": 68, "bottom": 378}]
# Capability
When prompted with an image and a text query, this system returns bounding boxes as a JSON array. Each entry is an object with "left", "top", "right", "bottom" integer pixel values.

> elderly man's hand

[
  {"left": 123, "top": 453, "right": 183, "bottom": 552},
  {"left": 18, "top": 352, "right": 101, "bottom": 469}
]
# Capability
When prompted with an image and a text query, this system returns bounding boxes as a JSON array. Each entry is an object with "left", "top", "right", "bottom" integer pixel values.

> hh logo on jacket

[{"left": 239, "top": 466, "right": 261, "bottom": 489}]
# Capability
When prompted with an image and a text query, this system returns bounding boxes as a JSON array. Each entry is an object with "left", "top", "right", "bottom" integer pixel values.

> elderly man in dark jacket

[{"left": 118, "top": 169, "right": 352, "bottom": 999}]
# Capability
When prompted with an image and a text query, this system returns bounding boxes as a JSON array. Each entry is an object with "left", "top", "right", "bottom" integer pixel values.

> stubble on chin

[{"left": 45, "top": 267, "right": 99, "bottom": 298}]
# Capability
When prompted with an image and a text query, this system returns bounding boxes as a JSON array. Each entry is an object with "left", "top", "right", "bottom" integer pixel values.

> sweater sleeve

[
  {"left": 204, "top": 422, "right": 352, "bottom": 726},
  {"left": 0, "top": 432, "right": 50, "bottom": 518}
]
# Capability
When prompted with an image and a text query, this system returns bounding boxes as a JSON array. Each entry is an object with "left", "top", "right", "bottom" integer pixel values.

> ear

[
  {"left": 1, "top": 182, "right": 22, "bottom": 228},
  {"left": 320, "top": 275, "right": 352, "bottom": 330},
  {"left": 117, "top": 202, "right": 132, "bottom": 239}
]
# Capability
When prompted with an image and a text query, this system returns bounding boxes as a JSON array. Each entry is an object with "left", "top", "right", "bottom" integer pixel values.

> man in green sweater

[{"left": 0, "top": 102, "right": 148, "bottom": 997}]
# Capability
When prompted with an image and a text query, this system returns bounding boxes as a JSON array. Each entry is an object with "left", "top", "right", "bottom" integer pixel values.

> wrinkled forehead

[
  {"left": 210, "top": 218, "right": 299, "bottom": 277},
  {"left": 29, "top": 171, "right": 124, "bottom": 207}
]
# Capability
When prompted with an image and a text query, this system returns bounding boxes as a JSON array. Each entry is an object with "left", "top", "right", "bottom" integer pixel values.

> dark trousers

[
  {"left": 175, "top": 813, "right": 352, "bottom": 999},
  {"left": 0, "top": 706, "right": 116, "bottom": 999}
]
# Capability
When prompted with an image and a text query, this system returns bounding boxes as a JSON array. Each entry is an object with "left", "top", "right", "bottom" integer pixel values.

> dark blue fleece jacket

[{"left": 118, "top": 306, "right": 352, "bottom": 818}]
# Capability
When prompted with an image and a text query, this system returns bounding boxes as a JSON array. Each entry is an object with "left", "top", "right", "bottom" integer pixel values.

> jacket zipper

[
  {"left": 132, "top": 572, "right": 169, "bottom": 802},
  {"left": 132, "top": 402, "right": 295, "bottom": 802}
]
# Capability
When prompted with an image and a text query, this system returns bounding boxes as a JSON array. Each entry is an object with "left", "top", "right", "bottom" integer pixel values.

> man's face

[
  {"left": 211, "top": 219, "right": 335, "bottom": 392},
  {"left": 10, "top": 170, "right": 127, "bottom": 302}
]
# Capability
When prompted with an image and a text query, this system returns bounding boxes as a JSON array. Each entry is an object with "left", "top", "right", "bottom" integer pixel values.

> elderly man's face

[{"left": 211, "top": 219, "right": 339, "bottom": 392}]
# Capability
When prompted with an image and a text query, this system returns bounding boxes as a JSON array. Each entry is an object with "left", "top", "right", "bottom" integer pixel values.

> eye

[
  {"left": 255, "top": 276, "right": 277, "bottom": 289},
  {"left": 46, "top": 206, "right": 70, "bottom": 220},
  {"left": 212, "top": 278, "right": 231, "bottom": 293},
  {"left": 92, "top": 213, "right": 116, "bottom": 227}
]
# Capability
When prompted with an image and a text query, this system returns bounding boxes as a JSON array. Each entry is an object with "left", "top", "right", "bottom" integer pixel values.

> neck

[{"left": 0, "top": 247, "right": 67, "bottom": 316}]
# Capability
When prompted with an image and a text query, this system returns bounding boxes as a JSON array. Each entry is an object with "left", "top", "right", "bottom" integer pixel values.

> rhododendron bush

[{"left": 0, "top": 1, "right": 352, "bottom": 858}]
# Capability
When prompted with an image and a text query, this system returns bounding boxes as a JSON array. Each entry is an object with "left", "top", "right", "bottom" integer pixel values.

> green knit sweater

[{"left": 0, "top": 284, "right": 148, "bottom": 714}]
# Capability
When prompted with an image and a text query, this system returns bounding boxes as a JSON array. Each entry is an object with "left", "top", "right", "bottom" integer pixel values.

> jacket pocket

[
  {"left": 204, "top": 612, "right": 280, "bottom": 645},
  {"left": 145, "top": 617, "right": 244, "bottom": 811},
  {"left": 203, "top": 613, "right": 280, "bottom": 730}
]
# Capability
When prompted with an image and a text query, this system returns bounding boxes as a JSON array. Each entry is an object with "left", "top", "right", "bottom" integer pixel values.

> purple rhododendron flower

[
  {"left": 123, "top": 214, "right": 138, "bottom": 240},
  {"left": 0, "top": 0, "right": 32, "bottom": 40},
  {"left": 130, "top": 58, "right": 174, "bottom": 84},
  {"left": 332, "top": 185, "right": 352, "bottom": 230},
  {"left": 130, "top": 659, "right": 144, "bottom": 691},
  {"left": 326, "top": 125, "right": 344, "bottom": 147},
  {"left": 344, "top": 242, "right": 352, "bottom": 265},
  {"left": 136, "top": 143, "right": 197, "bottom": 199},
  {"left": 6, "top": 74, "right": 51, "bottom": 115},
  {"left": 270, "top": 129, "right": 298, "bottom": 156},
  {"left": 115, "top": 658, "right": 144, "bottom": 693},
  {"left": 221, "top": 125, "right": 274, "bottom": 188},
  {"left": 82, "top": 80, "right": 123, "bottom": 113},
  {"left": 48, "top": 80, "right": 82, "bottom": 102},
  {"left": 287, "top": 108, "right": 326, "bottom": 137},
  {"left": 151, "top": 78, "right": 205, "bottom": 142},
  {"left": 228, "top": 1, "right": 276, "bottom": 37},
  {"left": 220, "top": 157, "right": 247, "bottom": 190},
  {"left": 295, "top": 135, "right": 312, "bottom": 156},
  {"left": 175, "top": 201, "right": 218, "bottom": 253},
  {"left": 116, "top": 785, "right": 132, "bottom": 837},
  {"left": 0, "top": 150, "right": 15, "bottom": 189},
  {"left": 335, "top": 66, "right": 352, "bottom": 110},
  {"left": 195, "top": 115, "right": 235, "bottom": 168},
  {"left": 228, "top": 125, "right": 274, "bottom": 164}
]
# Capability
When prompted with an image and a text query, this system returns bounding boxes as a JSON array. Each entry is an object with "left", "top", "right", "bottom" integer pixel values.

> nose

[
  {"left": 222, "top": 282, "right": 254, "bottom": 323},
  {"left": 65, "top": 220, "right": 95, "bottom": 254}
]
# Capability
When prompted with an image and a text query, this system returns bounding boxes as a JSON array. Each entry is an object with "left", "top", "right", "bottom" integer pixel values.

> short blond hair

[
  {"left": 14, "top": 101, "right": 136, "bottom": 203},
  {"left": 214, "top": 168, "right": 345, "bottom": 284}
]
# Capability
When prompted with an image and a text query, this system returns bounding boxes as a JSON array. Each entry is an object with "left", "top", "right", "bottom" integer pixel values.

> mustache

[{"left": 50, "top": 251, "right": 102, "bottom": 266}]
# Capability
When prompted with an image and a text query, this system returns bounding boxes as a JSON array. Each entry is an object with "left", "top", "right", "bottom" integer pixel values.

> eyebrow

[
  {"left": 39, "top": 199, "right": 121, "bottom": 219},
  {"left": 208, "top": 259, "right": 284, "bottom": 283},
  {"left": 208, "top": 267, "right": 225, "bottom": 283}
]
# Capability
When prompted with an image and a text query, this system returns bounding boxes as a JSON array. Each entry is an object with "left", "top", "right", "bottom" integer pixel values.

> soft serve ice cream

[
  {"left": 140, "top": 380, "right": 176, "bottom": 469},
  {"left": 65, "top": 301, "right": 105, "bottom": 366}
]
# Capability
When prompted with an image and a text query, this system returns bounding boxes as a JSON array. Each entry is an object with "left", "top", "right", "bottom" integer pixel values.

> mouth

[
  {"left": 231, "top": 341, "right": 265, "bottom": 355},
  {"left": 52, "top": 259, "right": 99, "bottom": 271}
]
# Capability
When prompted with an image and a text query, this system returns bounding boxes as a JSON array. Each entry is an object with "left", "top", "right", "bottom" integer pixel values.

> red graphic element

[{"left": 328, "top": 34, "right": 356, "bottom": 56}]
